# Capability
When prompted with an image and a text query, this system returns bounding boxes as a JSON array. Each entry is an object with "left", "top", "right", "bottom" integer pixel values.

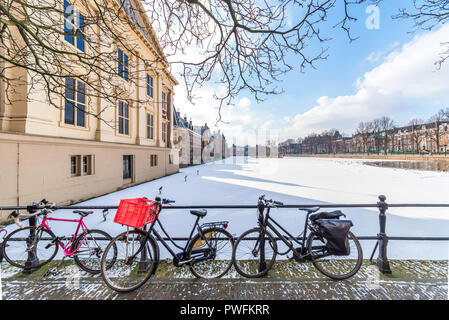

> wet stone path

[{"left": 1, "top": 260, "right": 447, "bottom": 300}]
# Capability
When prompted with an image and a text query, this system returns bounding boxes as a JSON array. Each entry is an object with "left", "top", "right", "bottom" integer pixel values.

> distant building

[
  {"left": 352, "top": 121, "right": 449, "bottom": 154},
  {"left": 279, "top": 139, "right": 302, "bottom": 155},
  {"left": 173, "top": 107, "right": 201, "bottom": 166},
  {"left": 194, "top": 124, "right": 228, "bottom": 163},
  {"left": 281, "top": 120, "right": 449, "bottom": 155}
]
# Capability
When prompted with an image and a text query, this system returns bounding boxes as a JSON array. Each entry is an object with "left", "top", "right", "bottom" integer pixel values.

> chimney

[{"left": 184, "top": 114, "right": 187, "bottom": 122}]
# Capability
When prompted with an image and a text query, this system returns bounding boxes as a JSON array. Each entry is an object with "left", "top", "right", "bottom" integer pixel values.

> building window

[
  {"left": 162, "top": 92, "right": 166, "bottom": 111},
  {"left": 150, "top": 154, "right": 158, "bottom": 167},
  {"left": 71, "top": 155, "right": 94, "bottom": 177},
  {"left": 82, "top": 155, "right": 93, "bottom": 175},
  {"left": 71, "top": 155, "right": 81, "bottom": 176},
  {"left": 63, "top": 0, "right": 85, "bottom": 52},
  {"left": 118, "top": 48, "right": 129, "bottom": 81},
  {"left": 118, "top": 101, "right": 129, "bottom": 135},
  {"left": 162, "top": 122, "right": 166, "bottom": 143},
  {"left": 147, "top": 113, "right": 154, "bottom": 139},
  {"left": 146, "top": 74, "right": 153, "bottom": 98},
  {"left": 123, "top": 155, "right": 133, "bottom": 180},
  {"left": 65, "top": 77, "right": 86, "bottom": 127}
]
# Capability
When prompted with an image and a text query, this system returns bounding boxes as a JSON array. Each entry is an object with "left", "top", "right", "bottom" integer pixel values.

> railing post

[
  {"left": 376, "top": 195, "right": 392, "bottom": 274},
  {"left": 258, "top": 202, "right": 267, "bottom": 274},
  {"left": 23, "top": 203, "right": 40, "bottom": 274}
]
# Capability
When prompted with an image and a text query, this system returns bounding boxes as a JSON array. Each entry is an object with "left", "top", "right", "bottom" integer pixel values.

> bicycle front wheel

[
  {"left": 2, "top": 226, "right": 58, "bottom": 269},
  {"left": 101, "top": 230, "right": 159, "bottom": 293},
  {"left": 187, "top": 227, "right": 234, "bottom": 279},
  {"left": 307, "top": 230, "right": 363, "bottom": 280},
  {"left": 73, "top": 229, "right": 116, "bottom": 274},
  {"left": 232, "top": 227, "right": 277, "bottom": 278}
]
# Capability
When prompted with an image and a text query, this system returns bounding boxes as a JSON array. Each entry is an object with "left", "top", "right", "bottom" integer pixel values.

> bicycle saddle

[
  {"left": 73, "top": 210, "right": 94, "bottom": 217},
  {"left": 298, "top": 207, "right": 320, "bottom": 214},
  {"left": 190, "top": 209, "right": 207, "bottom": 218},
  {"left": 309, "top": 210, "right": 345, "bottom": 222}
]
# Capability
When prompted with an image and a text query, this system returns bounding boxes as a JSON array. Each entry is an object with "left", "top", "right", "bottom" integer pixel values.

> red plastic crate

[{"left": 114, "top": 198, "right": 158, "bottom": 228}]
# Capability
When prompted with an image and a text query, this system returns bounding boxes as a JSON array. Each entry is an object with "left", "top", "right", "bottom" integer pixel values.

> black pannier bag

[{"left": 315, "top": 219, "right": 353, "bottom": 256}]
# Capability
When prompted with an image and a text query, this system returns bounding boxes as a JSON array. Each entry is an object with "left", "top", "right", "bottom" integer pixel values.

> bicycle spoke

[
  {"left": 308, "top": 231, "right": 363, "bottom": 279},
  {"left": 101, "top": 230, "right": 157, "bottom": 292},
  {"left": 233, "top": 228, "right": 277, "bottom": 278},
  {"left": 73, "top": 230, "right": 113, "bottom": 274},
  {"left": 188, "top": 228, "right": 234, "bottom": 279},
  {"left": 2, "top": 227, "right": 58, "bottom": 269}
]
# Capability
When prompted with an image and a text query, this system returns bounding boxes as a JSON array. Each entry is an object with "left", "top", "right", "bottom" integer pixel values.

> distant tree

[
  {"left": 372, "top": 118, "right": 383, "bottom": 154},
  {"left": 355, "top": 121, "right": 374, "bottom": 153},
  {"left": 408, "top": 118, "right": 425, "bottom": 152},
  {"left": 429, "top": 109, "right": 449, "bottom": 152},
  {"left": 377, "top": 116, "right": 395, "bottom": 155},
  {"left": 393, "top": 0, "right": 449, "bottom": 69}
]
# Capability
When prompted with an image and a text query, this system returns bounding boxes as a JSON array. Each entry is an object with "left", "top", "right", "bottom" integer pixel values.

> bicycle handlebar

[
  {"left": 152, "top": 197, "right": 175, "bottom": 205},
  {"left": 258, "top": 195, "right": 283, "bottom": 207},
  {"left": 9, "top": 199, "right": 56, "bottom": 228}
]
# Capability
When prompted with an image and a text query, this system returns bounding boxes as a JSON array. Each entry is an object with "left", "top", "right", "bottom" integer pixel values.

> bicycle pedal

[
  {"left": 43, "top": 269, "right": 58, "bottom": 277},
  {"left": 45, "top": 238, "right": 59, "bottom": 249}
]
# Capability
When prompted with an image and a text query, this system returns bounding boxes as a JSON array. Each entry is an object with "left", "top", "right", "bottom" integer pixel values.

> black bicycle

[
  {"left": 100, "top": 197, "right": 235, "bottom": 292},
  {"left": 232, "top": 195, "right": 363, "bottom": 279}
]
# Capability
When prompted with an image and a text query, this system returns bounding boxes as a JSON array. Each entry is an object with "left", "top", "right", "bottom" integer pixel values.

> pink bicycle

[{"left": 2, "top": 200, "right": 117, "bottom": 274}]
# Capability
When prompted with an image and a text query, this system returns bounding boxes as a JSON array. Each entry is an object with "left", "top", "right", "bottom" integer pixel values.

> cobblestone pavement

[{"left": 1, "top": 260, "right": 447, "bottom": 300}]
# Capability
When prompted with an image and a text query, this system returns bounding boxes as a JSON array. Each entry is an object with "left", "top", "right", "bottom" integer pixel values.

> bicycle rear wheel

[
  {"left": 73, "top": 229, "right": 116, "bottom": 274},
  {"left": 101, "top": 229, "right": 159, "bottom": 293},
  {"left": 2, "top": 226, "right": 58, "bottom": 269},
  {"left": 187, "top": 227, "right": 234, "bottom": 279},
  {"left": 307, "top": 231, "right": 363, "bottom": 280},
  {"left": 232, "top": 227, "right": 277, "bottom": 278}
]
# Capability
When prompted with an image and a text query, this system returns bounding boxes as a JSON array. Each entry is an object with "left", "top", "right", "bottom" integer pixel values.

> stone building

[
  {"left": 0, "top": 0, "right": 179, "bottom": 208},
  {"left": 173, "top": 107, "right": 201, "bottom": 166}
]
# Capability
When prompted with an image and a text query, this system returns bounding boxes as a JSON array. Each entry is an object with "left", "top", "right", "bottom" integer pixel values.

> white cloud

[
  {"left": 280, "top": 24, "right": 449, "bottom": 140},
  {"left": 366, "top": 42, "right": 400, "bottom": 63},
  {"left": 174, "top": 85, "right": 263, "bottom": 145},
  {"left": 237, "top": 97, "right": 252, "bottom": 109}
]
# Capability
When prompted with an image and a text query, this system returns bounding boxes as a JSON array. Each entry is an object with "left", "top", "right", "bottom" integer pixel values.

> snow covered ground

[{"left": 6, "top": 156, "right": 449, "bottom": 260}]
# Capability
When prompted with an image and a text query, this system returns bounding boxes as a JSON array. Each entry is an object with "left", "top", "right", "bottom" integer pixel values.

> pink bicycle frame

[{"left": 40, "top": 216, "right": 88, "bottom": 257}]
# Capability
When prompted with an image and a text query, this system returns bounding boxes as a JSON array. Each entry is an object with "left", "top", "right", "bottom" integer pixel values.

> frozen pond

[{"left": 5, "top": 156, "right": 449, "bottom": 260}]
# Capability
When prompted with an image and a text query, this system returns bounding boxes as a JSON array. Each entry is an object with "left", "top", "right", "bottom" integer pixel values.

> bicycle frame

[
  {"left": 127, "top": 205, "right": 220, "bottom": 267},
  {"left": 40, "top": 216, "right": 88, "bottom": 257},
  {"left": 257, "top": 203, "right": 329, "bottom": 261}
]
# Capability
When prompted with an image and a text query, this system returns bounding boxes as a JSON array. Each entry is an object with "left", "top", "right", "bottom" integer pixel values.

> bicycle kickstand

[
  {"left": 369, "top": 242, "right": 379, "bottom": 263},
  {"left": 43, "top": 256, "right": 67, "bottom": 277}
]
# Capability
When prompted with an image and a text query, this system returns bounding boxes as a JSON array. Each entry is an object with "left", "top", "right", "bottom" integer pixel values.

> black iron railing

[{"left": 2, "top": 195, "right": 449, "bottom": 275}]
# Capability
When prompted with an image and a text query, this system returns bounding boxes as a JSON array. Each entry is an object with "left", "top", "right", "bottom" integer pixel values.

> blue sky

[{"left": 173, "top": 1, "right": 449, "bottom": 144}]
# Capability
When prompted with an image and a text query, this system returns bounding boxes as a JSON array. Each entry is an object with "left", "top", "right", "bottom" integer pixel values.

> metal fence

[{"left": 2, "top": 195, "right": 449, "bottom": 275}]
